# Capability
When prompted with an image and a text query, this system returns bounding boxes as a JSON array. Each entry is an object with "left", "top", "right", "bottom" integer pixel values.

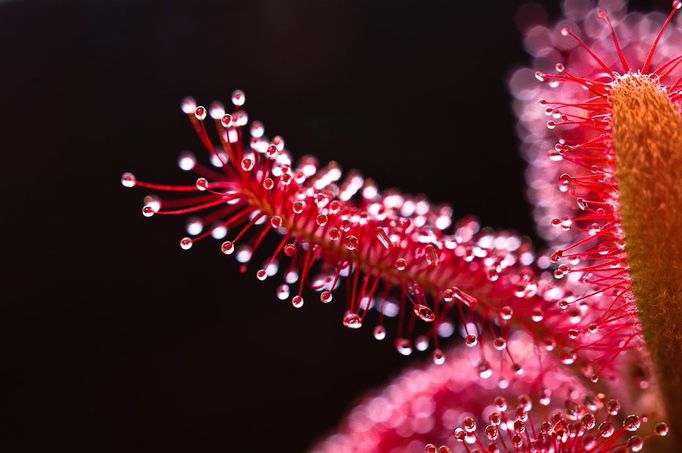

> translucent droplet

[
  {"left": 270, "top": 216, "right": 282, "bottom": 229},
  {"left": 180, "top": 96, "right": 196, "bottom": 114},
  {"left": 316, "top": 214, "right": 328, "bottom": 226},
  {"left": 478, "top": 360, "right": 492, "bottom": 379},
  {"left": 291, "top": 295, "right": 304, "bottom": 308},
  {"left": 256, "top": 269, "right": 267, "bottom": 281},
  {"left": 344, "top": 235, "right": 358, "bottom": 251},
  {"left": 655, "top": 422, "right": 669, "bottom": 437},
  {"left": 599, "top": 421, "right": 615, "bottom": 438},
  {"left": 196, "top": 178, "right": 209, "bottom": 191},
  {"left": 394, "top": 258, "right": 407, "bottom": 271},
  {"left": 220, "top": 114, "right": 232, "bottom": 128},
  {"left": 560, "top": 350, "right": 576, "bottom": 365},
  {"left": 194, "top": 106, "right": 207, "bottom": 121},
  {"left": 627, "top": 436, "right": 643, "bottom": 452},
  {"left": 276, "top": 284, "right": 289, "bottom": 300},
  {"left": 432, "top": 349, "right": 445, "bottom": 365},
  {"left": 425, "top": 444, "right": 437, "bottom": 453},
  {"left": 231, "top": 89, "right": 245, "bottom": 107},
  {"left": 465, "top": 334, "right": 478, "bottom": 347},
  {"left": 500, "top": 306, "right": 513, "bottom": 320},
  {"left": 442, "top": 288, "right": 454, "bottom": 302},
  {"left": 292, "top": 200, "right": 305, "bottom": 214},
  {"left": 221, "top": 241, "right": 235, "bottom": 255},
  {"left": 623, "top": 415, "right": 640, "bottom": 432},
  {"left": 414, "top": 305, "right": 435, "bottom": 322},
  {"left": 395, "top": 339, "right": 412, "bottom": 356},
  {"left": 266, "top": 144, "right": 278, "bottom": 159},
  {"left": 485, "top": 425, "right": 498, "bottom": 441},
  {"left": 142, "top": 206, "right": 155, "bottom": 217},
  {"left": 415, "top": 336, "right": 429, "bottom": 351},
  {"left": 493, "top": 337, "right": 506, "bottom": 350},
  {"left": 121, "top": 172, "right": 136, "bottom": 188},
  {"left": 607, "top": 399, "right": 621, "bottom": 416},
  {"left": 179, "top": 237, "right": 193, "bottom": 250},
  {"left": 241, "top": 158, "right": 254, "bottom": 171},
  {"left": 178, "top": 151, "right": 196, "bottom": 171},
  {"left": 581, "top": 414, "right": 596, "bottom": 430},
  {"left": 263, "top": 178, "right": 274, "bottom": 190},
  {"left": 320, "top": 291, "right": 332, "bottom": 303},
  {"left": 328, "top": 228, "right": 341, "bottom": 241},
  {"left": 284, "top": 244, "right": 296, "bottom": 257},
  {"left": 424, "top": 244, "right": 439, "bottom": 266},
  {"left": 342, "top": 312, "right": 362, "bottom": 329},
  {"left": 373, "top": 325, "right": 386, "bottom": 341}
]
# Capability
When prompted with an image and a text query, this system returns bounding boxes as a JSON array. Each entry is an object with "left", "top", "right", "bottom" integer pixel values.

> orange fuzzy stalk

[{"left": 612, "top": 74, "right": 682, "bottom": 436}]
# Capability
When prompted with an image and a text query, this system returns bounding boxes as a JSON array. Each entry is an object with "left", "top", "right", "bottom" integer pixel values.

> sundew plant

[{"left": 122, "top": 1, "right": 682, "bottom": 451}]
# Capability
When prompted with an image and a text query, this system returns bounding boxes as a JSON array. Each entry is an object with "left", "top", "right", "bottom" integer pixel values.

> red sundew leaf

[
  {"left": 122, "top": 89, "right": 618, "bottom": 385},
  {"left": 309, "top": 340, "right": 668, "bottom": 453}
]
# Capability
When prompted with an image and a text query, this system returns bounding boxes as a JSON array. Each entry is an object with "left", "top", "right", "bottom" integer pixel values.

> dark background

[{"left": 1, "top": 0, "right": 667, "bottom": 451}]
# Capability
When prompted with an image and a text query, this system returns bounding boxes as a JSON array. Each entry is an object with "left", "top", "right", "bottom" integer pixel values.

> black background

[{"left": 2, "top": 0, "right": 668, "bottom": 451}]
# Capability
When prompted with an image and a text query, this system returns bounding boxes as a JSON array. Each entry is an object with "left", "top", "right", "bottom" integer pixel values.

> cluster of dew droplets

[
  {"left": 425, "top": 394, "right": 667, "bottom": 453},
  {"left": 122, "top": 87, "right": 582, "bottom": 375}
]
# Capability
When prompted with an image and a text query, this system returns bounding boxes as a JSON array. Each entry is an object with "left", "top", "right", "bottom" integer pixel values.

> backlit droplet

[
  {"left": 221, "top": 241, "right": 235, "bottom": 255},
  {"left": 627, "top": 436, "right": 643, "bottom": 452},
  {"left": 493, "top": 337, "right": 506, "bottom": 350},
  {"left": 414, "top": 304, "right": 435, "bottom": 322},
  {"left": 263, "top": 178, "right": 274, "bottom": 190},
  {"left": 655, "top": 422, "right": 669, "bottom": 437},
  {"left": 241, "top": 158, "right": 254, "bottom": 171},
  {"left": 394, "top": 258, "right": 407, "bottom": 271},
  {"left": 142, "top": 206, "right": 155, "bottom": 217},
  {"left": 220, "top": 114, "right": 232, "bottom": 128},
  {"left": 276, "top": 284, "right": 289, "bottom": 300},
  {"left": 432, "top": 349, "right": 445, "bottom": 365},
  {"left": 344, "top": 235, "right": 358, "bottom": 251},
  {"left": 607, "top": 399, "right": 621, "bottom": 416},
  {"left": 328, "top": 228, "right": 340, "bottom": 241},
  {"left": 292, "top": 200, "right": 305, "bottom": 214},
  {"left": 478, "top": 360, "right": 492, "bottom": 379},
  {"left": 623, "top": 415, "right": 640, "bottom": 432},
  {"left": 465, "top": 334, "right": 478, "bottom": 347},
  {"left": 196, "top": 178, "right": 209, "bottom": 191},
  {"left": 179, "top": 237, "right": 193, "bottom": 250},
  {"left": 270, "top": 216, "right": 282, "bottom": 229},
  {"left": 425, "top": 244, "right": 439, "bottom": 266},
  {"left": 256, "top": 269, "right": 267, "bottom": 281},
  {"left": 373, "top": 325, "right": 386, "bottom": 341},
  {"left": 231, "top": 89, "right": 245, "bottom": 107},
  {"left": 500, "top": 306, "right": 513, "bottom": 320},
  {"left": 443, "top": 288, "right": 454, "bottom": 302},
  {"left": 342, "top": 312, "right": 362, "bottom": 329},
  {"left": 316, "top": 214, "right": 328, "bottom": 226},
  {"left": 320, "top": 291, "right": 332, "bottom": 303},
  {"left": 284, "top": 244, "right": 296, "bottom": 257},
  {"left": 425, "top": 444, "right": 437, "bottom": 453},
  {"left": 560, "top": 350, "right": 576, "bottom": 365},
  {"left": 599, "top": 421, "right": 615, "bottom": 438},
  {"left": 121, "top": 172, "right": 136, "bottom": 188},
  {"left": 292, "top": 295, "right": 304, "bottom": 308},
  {"left": 395, "top": 339, "right": 412, "bottom": 356},
  {"left": 180, "top": 96, "right": 196, "bottom": 114},
  {"left": 266, "top": 144, "right": 278, "bottom": 159},
  {"left": 194, "top": 106, "right": 207, "bottom": 121}
]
